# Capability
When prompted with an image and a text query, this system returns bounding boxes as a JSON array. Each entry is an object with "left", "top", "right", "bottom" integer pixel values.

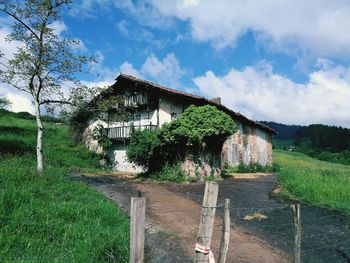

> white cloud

[
  {"left": 147, "top": 0, "right": 350, "bottom": 58},
  {"left": 69, "top": 0, "right": 110, "bottom": 18},
  {"left": 6, "top": 92, "right": 34, "bottom": 114},
  {"left": 181, "top": 0, "right": 201, "bottom": 8},
  {"left": 193, "top": 61, "right": 350, "bottom": 128},
  {"left": 118, "top": 53, "right": 186, "bottom": 88},
  {"left": 0, "top": 82, "right": 34, "bottom": 114},
  {"left": 49, "top": 20, "right": 67, "bottom": 36},
  {"left": 83, "top": 53, "right": 186, "bottom": 99},
  {"left": 0, "top": 26, "right": 33, "bottom": 114},
  {"left": 141, "top": 53, "right": 185, "bottom": 87},
  {"left": 120, "top": 61, "right": 142, "bottom": 78},
  {"left": 0, "top": 27, "right": 24, "bottom": 62},
  {"left": 117, "top": 20, "right": 129, "bottom": 36},
  {"left": 89, "top": 51, "right": 118, "bottom": 81},
  {"left": 112, "top": 0, "right": 174, "bottom": 29}
]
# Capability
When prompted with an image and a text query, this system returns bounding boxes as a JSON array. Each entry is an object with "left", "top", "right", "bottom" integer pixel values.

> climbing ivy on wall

[{"left": 127, "top": 105, "right": 238, "bottom": 171}]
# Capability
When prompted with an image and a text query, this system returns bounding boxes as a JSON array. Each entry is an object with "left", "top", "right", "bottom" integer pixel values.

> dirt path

[
  {"left": 166, "top": 175, "right": 350, "bottom": 263},
  {"left": 81, "top": 173, "right": 289, "bottom": 263},
  {"left": 137, "top": 183, "right": 289, "bottom": 263},
  {"left": 80, "top": 172, "right": 350, "bottom": 262}
]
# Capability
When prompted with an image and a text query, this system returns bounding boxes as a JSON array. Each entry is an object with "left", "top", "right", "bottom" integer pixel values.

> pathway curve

[{"left": 82, "top": 173, "right": 290, "bottom": 263}]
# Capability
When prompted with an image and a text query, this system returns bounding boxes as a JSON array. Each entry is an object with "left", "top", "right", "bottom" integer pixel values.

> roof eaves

[{"left": 117, "top": 74, "right": 277, "bottom": 134}]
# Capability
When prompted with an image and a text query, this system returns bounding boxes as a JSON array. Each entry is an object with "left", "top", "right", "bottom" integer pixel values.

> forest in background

[{"left": 261, "top": 121, "right": 350, "bottom": 165}]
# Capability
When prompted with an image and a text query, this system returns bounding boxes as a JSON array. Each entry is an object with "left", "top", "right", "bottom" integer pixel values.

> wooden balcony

[
  {"left": 123, "top": 94, "right": 148, "bottom": 107},
  {"left": 103, "top": 124, "right": 157, "bottom": 140}
]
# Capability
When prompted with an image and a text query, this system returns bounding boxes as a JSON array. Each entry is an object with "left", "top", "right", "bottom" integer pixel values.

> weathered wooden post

[
  {"left": 218, "top": 199, "right": 231, "bottom": 263},
  {"left": 292, "top": 204, "right": 301, "bottom": 263},
  {"left": 130, "top": 197, "right": 146, "bottom": 263},
  {"left": 194, "top": 181, "right": 219, "bottom": 262}
]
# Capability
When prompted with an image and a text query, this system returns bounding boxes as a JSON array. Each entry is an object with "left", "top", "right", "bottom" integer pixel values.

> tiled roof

[{"left": 115, "top": 74, "right": 277, "bottom": 134}]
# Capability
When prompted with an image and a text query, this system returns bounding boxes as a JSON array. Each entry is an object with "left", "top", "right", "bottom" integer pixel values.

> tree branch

[
  {"left": 0, "top": 8, "right": 40, "bottom": 42},
  {"left": 39, "top": 99, "right": 75, "bottom": 106}
]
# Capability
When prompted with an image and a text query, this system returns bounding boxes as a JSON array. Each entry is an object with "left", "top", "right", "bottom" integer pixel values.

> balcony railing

[
  {"left": 123, "top": 94, "right": 148, "bottom": 107},
  {"left": 103, "top": 125, "right": 157, "bottom": 140}
]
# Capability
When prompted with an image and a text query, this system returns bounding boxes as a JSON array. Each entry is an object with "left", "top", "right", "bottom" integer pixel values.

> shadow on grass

[
  {"left": 0, "top": 139, "right": 35, "bottom": 155},
  {"left": 0, "top": 126, "right": 35, "bottom": 136}
]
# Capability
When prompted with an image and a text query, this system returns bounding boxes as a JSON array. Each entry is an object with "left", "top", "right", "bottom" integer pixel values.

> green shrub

[
  {"left": 92, "top": 124, "right": 112, "bottom": 152},
  {"left": 160, "top": 105, "right": 237, "bottom": 150},
  {"left": 222, "top": 162, "right": 276, "bottom": 176},
  {"left": 126, "top": 128, "right": 161, "bottom": 170},
  {"left": 147, "top": 164, "right": 186, "bottom": 183},
  {"left": 127, "top": 105, "right": 238, "bottom": 176}
]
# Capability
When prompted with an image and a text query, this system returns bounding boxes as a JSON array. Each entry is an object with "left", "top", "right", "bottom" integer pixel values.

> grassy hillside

[
  {"left": 274, "top": 150, "right": 350, "bottom": 214},
  {"left": 0, "top": 111, "right": 129, "bottom": 262}
]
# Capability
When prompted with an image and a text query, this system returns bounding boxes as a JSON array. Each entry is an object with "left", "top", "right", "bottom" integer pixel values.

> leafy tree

[
  {"left": 92, "top": 124, "right": 112, "bottom": 152},
  {"left": 0, "top": 0, "right": 89, "bottom": 174},
  {"left": 0, "top": 97, "right": 12, "bottom": 109},
  {"left": 296, "top": 124, "right": 350, "bottom": 152},
  {"left": 126, "top": 128, "right": 160, "bottom": 170},
  {"left": 161, "top": 105, "right": 237, "bottom": 150},
  {"left": 127, "top": 105, "right": 237, "bottom": 172}
]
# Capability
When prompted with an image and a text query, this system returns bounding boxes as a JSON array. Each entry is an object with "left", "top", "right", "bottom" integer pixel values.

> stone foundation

[
  {"left": 181, "top": 152, "right": 221, "bottom": 178},
  {"left": 221, "top": 126, "right": 273, "bottom": 167}
]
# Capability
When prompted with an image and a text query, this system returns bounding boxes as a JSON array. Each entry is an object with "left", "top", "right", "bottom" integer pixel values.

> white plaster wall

[
  {"left": 158, "top": 97, "right": 184, "bottom": 126},
  {"left": 159, "top": 98, "right": 171, "bottom": 126},
  {"left": 107, "top": 143, "right": 144, "bottom": 173},
  {"left": 150, "top": 110, "right": 158, "bottom": 125}
]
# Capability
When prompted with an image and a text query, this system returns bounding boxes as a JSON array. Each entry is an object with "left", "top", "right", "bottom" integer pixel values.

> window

[
  {"left": 133, "top": 113, "right": 140, "bottom": 121},
  {"left": 242, "top": 123, "right": 249, "bottom": 135},
  {"left": 231, "top": 144, "right": 238, "bottom": 164},
  {"left": 144, "top": 111, "right": 150, "bottom": 120}
]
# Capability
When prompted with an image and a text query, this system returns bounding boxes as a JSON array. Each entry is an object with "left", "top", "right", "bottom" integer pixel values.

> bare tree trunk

[{"left": 34, "top": 100, "right": 44, "bottom": 175}]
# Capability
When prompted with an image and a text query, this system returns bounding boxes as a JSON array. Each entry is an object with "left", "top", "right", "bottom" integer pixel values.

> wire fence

[
  {"left": 135, "top": 181, "right": 350, "bottom": 263},
  {"left": 88, "top": 177, "right": 350, "bottom": 262}
]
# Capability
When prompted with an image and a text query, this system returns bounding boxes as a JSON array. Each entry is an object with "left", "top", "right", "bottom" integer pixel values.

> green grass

[
  {"left": 274, "top": 149, "right": 350, "bottom": 214},
  {"left": 272, "top": 139, "right": 295, "bottom": 150},
  {"left": 222, "top": 163, "right": 276, "bottom": 177},
  {"left": 0, "top": 112, "right": 129, "bottom": 262},
  {"left": 139, "top": 164, "right": 188, "bottom": 183}
]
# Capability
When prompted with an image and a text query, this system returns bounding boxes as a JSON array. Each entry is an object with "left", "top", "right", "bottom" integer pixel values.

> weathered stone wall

[
  {"left": 181, "top": 151, "right": 221, "bottom": 178},
  {"left": 265, "top": 132, "right": 273, "bottom": 165},
  {"left": 83, "top": 120, "right": 106, "bottom": 154},
  {"left": 221, "top": 123, "right": 273, "bottom": 167}
]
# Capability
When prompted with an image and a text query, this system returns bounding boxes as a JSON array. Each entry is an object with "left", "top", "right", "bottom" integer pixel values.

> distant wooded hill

[
  {"left": 261, "top": 121, "right": 350, "bottom": 153},
  {"left": 260, "top": 121, "right": 302, "bottom": 140}
]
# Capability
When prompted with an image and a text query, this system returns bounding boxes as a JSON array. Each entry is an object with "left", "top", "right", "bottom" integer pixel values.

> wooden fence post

[
  {"left": 292, "top": 204, "right": 301, "bottom": 263},
  {"left": 130, "top": 197, "right": 146, "bottom": 263},
  {"left": 218, "top": 199, "right": 230, "bottom": 263},
  {"left": 194, "top": 181, "right": 219, "bottom": 262}
]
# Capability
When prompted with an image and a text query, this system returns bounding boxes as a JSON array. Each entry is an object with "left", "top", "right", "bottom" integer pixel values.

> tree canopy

[
  {"left": 0, "top": 0, "right": 90, "bottom": 174},
  {"left": 0, "top": 97, "right": 12, "bottom": 109},
  {"left": 127, "top": 105, "right": 237, "bottom": 171},
  {"left": 161, "top": 105, "right": 237, "bottom": 150}
]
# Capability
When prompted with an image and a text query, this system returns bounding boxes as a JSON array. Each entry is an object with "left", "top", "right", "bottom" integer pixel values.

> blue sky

[{"left": 1, "top": 0, "right": 350, "bottom": 127}]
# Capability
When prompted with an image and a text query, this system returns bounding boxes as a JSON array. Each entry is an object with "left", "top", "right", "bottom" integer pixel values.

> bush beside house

[{"left": 126, "top": 105, "right": 237, "bottom": 179}]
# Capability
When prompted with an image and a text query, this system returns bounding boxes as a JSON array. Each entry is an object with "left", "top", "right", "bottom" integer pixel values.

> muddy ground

[{"left": 80, "top": 173, "right": 350, "bottom": 263}]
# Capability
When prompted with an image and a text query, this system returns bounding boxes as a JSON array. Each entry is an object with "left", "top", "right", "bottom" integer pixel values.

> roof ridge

[{"left": 117, "top": 73, "right": 277, "bottom": 134}]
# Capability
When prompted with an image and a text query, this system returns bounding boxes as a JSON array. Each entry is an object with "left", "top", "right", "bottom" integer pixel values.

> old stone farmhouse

[{"left": 82, "top": 74, "right": 276, "bottom": 173}]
